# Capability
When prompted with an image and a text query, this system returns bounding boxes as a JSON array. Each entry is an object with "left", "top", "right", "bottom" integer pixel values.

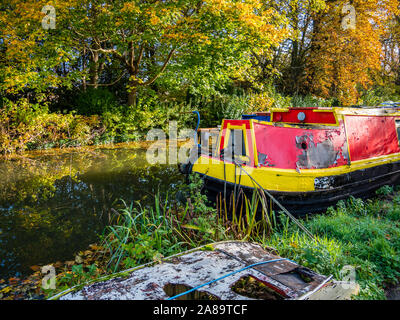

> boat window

[
  {"left": 226, "top": 129, "right": 247, "bottom": 157},
  {"left": 396, "top": 120, "right": 400, "bottom": 144}
]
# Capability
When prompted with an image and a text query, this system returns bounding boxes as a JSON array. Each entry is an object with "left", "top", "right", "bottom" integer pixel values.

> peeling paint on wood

[{"left": 57, "top": 242, "right": 347, "bottom": 300}]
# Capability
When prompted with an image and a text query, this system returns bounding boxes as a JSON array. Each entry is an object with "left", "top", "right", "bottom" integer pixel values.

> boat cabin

[{"left": 190, "top": 106, "right": 400, "bottom": 214}]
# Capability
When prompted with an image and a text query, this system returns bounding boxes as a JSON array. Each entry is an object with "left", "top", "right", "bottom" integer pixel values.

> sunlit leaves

[
  {"left": 0, "top": 1, "right": 77, "bottom": 94},
  {"left": 1, "top": 0, "right": 291, "bottom": 102},
  {"left": 306, "top": 0, "right": 399, "bottom": 106}
]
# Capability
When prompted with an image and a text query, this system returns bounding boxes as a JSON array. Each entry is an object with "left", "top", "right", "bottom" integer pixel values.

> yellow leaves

[
  {"left": 198, "top": 35, "right": 211, "bottom": 45},
  {"left": 29, "top": 265, "right": 41, "bottom": 272},
  {"left": 290, "top": 242, "right": 299, "bottom": 249},
  {"left": 150, "top": 15, "right": 161, "bottom": 26},
  {"left": 121, "top": 2, "right": 140, "bottom": 14},
  {"left": 128, "top": 75, "right": 144, "bottom": 86},
  {"left": 0, "top": 286, "right": 12, "bottom": 294},
  {"left": 3, "top": 70, "right": 37, "bottom": 94},
  {"left": 146, "top": 7, "right": 162, "bottom": 26},
  {"left": 200, "top": 0, "right": 290, "bottom": 51},
  {"left": 0, "top": 241, "right": 108, "bottom": 299},
  {"left": 0, "top": 99, "right": 105, "bottom": 155},
  {"left": 89, "top": 244, "right": 103, "bottom": 251},
  {"left": 205, "top": 0, "right": 228, "bottom": 14},
  {"left": 248, "top": 92, "right": 280, "bottom": 112},
  {"left": 121, "top": 1, "right": 162, "bottom": 26}
]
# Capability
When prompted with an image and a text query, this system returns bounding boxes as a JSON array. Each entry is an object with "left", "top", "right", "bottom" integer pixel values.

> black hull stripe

[{"left": 200, "top": 160, "right": 400, "bottom": 215}]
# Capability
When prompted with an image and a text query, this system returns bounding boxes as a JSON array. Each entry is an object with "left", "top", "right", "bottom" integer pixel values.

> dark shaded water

[{"left": 0, "top": 144, "right": 183, "bottom": 279}]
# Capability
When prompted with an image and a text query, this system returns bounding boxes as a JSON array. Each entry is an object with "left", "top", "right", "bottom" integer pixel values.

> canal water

[{"left": 0, "top": 143, "right": 183, "bottom": 279}]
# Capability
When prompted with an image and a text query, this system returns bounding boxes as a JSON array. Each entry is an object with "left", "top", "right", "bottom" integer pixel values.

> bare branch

[
  {"left": 136, "top": 44, "right": 145, "bottom": 70},
  {"left": 141, "top": 48, "right": 175, "bottom": 86},
  {"left": 87, "top": 71, "right": 127, "bottom": 87}
]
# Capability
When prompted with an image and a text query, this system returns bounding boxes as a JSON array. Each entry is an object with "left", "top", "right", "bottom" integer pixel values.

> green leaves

[
  {"left": 269, "top": 191, "right": 400, "bottom": 300},
  {"left": 1, "top": 0, "right": 293, "bottom": 105}
]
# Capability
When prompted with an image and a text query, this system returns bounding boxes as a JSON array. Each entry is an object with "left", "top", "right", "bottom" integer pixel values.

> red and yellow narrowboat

[{"left": 183, "top": 106, "right": 400, "bottom": 215}]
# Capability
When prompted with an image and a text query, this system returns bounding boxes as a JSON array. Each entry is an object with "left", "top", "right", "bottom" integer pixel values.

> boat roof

[
  {"left": 236, "top": 102, "right": 400, "bottom": 127},
  {"left": 269, "top": 105, "right": 400, "bottom": 117}
]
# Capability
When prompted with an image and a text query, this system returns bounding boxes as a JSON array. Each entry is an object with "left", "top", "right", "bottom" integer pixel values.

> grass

[
  {"left": 102, "top": 199, "right": 185, "bottom": 272},
  {"left": 100, "top": 175, "right": 227, "bottom": 273},
  {"left": 265, "top": 193, "right": 400, "bottom": 299}
]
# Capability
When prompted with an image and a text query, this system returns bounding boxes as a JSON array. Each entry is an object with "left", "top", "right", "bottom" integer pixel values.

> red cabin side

[
  {"left": 253, "top": 121, "right": 350, "bottom": 170},
  {"left": 344, "top": 115, "right": 400, "bottom": 162}
]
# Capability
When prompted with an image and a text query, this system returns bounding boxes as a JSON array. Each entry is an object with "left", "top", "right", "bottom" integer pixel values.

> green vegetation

[
  {"left": 1, "top": 161, "right": 400, "bottom": 300},
  {"left": 3, "top": 1, "right": 400, "bottom": 154},
  {"left": 15, "top": 180, "right": 397, "bottom": 300},
  {"left": 269, "top": 194, "right": 400, "bottom": 299},
  {"left": 2, "top": 0, "right": 400, "bottom": 302},
  {"left": 101, "top": 175, "right": 225, "bottom": 273},
  {"left": 4, "top": 85, "right": 399, "bottom": 155}
]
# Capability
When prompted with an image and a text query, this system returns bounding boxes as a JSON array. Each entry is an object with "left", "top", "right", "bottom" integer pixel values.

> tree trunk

[
  {"left": 127, "top": 78, "right": 137, "bottom": 106},
  {"left": 306, "top": 12, "right": 322, "bottom": 94},
  {"left": 90, "top": 46, "right": 99, "bottom": 89},
  {"left": 82, "top": 47, "right": 87, "bottom": 92}
]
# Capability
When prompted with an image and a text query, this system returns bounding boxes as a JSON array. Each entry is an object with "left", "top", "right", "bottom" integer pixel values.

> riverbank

[
  {"left": 0, "top": 97, "right": 197, "bottom": 156},
  {"left": 1, "top": 177, "right": 400, "bottom": 300}
]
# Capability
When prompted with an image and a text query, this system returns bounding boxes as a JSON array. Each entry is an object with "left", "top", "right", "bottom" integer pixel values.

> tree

[
  {"left": 306, "top": 0, "right": 399, "bottom": 106},
  {"left": 381, "top": 14, "right": 400, "bottom": 86},
  {"left": 0, "top": 1, "right": 77, "bottom": 97},
  {"left": 59, "top": 0, "right": 291, "bottom": 105},
  {"left": 275, "top": 0, "right": 326, "bottom": 95}
]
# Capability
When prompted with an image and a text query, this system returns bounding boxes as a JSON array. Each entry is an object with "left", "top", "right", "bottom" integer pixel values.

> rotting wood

[{"left": 56, "top": 241, "right": 356, "bottom": 300}]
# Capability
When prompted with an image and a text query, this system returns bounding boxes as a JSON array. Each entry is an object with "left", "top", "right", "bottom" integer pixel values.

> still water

[{"left": 0, "top": 143, "right": 183, "bottom": 279}]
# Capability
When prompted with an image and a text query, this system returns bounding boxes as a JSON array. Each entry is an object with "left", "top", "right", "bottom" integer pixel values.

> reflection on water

[{"left": 0, "top": 144, "right": 183, "bottom": 279}]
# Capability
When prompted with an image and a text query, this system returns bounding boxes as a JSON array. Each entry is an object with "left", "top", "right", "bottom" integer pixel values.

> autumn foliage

[
  {"left": 306, "top": 0, "right": 399, "bottom": 106},
  {"left": 2, "top": 0, "right": 400, "bottom": 152}
]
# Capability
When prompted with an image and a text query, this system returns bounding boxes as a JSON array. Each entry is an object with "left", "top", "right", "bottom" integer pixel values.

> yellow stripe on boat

[{"left": 192, "top": 153, "right": 400, "bottom": 193}]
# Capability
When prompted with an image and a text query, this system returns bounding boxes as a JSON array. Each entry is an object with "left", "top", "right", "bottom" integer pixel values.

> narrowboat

[{"left": 182, "top": 105, "right": 400, "bottom": 215}]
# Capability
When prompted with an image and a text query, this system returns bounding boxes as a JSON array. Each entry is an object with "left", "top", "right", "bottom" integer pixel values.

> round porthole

[
  {"left": 297, "top": 112, "right": 306, "bottom": 122},
  {"left": 301, "top": 142, "right": 308, "bottom": 150}
]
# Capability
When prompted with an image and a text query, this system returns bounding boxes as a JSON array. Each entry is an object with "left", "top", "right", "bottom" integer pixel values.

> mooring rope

[
  {"left": 167, "top": 256, "right": 333, "bottom": 300},
  {"left": 223, "top": 159, "right": 227, "bottom": 201},
  {"left": 232, "top": 161, "right": 316, "bottom": 241},
  {"left": 235, "top": 167, "right": 243, "bottom": 211}
]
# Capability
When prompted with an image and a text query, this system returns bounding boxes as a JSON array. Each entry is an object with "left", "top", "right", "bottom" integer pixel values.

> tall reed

[{"left": 216, "top": 187, "right": 277, "bottom": 241}]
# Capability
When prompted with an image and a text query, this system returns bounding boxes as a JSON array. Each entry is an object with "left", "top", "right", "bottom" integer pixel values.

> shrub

[
  {"left": 73, "top": 88, "right": 119, "bottom": 116},
  {"left": 290, "top": 95, "right": 336, "bottom": 108},
  {"left": 0, "top": 98, "right": 105, "bottom": 154},
  {"left": 359, "top": 86, "right": 400, "bottom": 106}
]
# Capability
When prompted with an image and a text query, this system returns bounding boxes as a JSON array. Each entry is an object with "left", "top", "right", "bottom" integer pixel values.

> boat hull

[{"left": 198, "top": 159, "right": 400, "bottom": 215}]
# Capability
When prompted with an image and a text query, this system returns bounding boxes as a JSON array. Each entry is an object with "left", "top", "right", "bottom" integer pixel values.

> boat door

[{"left": 218, "top": 120, "right": 257, "bottom": 167}]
